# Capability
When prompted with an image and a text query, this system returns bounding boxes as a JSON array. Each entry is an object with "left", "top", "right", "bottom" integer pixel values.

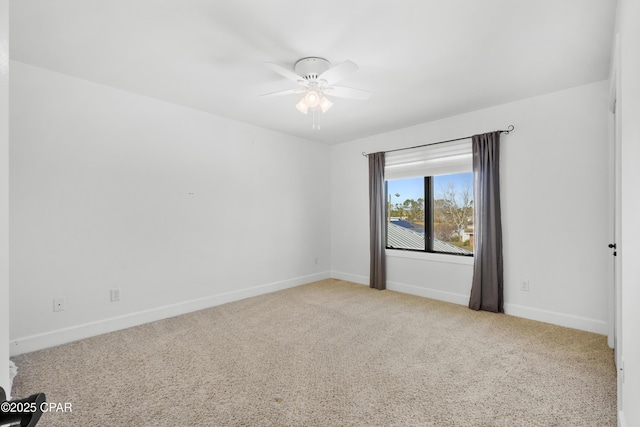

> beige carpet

[{"left": 11, "top": 279, "right": 616, "bottom": 426}]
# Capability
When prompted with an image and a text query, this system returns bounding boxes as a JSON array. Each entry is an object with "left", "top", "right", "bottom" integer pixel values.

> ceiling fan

[{"left": 261, "top": 57, "right": 371, "bottom": 123}]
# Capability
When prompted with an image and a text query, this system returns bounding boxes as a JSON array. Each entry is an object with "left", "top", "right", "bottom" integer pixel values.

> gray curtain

[
  {"left": 469, "top": 132, "right": 503, "bottom": 313},
  {"left": 368, "top": 152, "right": 386, "bottom": 290}
]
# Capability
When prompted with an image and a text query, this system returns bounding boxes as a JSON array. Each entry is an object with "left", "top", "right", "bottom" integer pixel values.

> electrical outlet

[
  {"left": 53, "top": 298, "right": 65, "bottom": 312},
  {"left": 520, "top": 280, "right": 530, "bottom": 292},
  {"left": 314, "top": 257, "right": 319, "bottom": 265},
  {"left": 110, "top": 288, "right": 121, "bottom": 302}
]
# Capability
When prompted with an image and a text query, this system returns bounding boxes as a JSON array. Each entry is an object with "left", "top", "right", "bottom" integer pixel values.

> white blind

[{"left": 384, "top": 139, "right": 472, "bottom": 180}]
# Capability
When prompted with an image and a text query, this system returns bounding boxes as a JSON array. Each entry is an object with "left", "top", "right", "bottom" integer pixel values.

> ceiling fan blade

[
  {"left": 259, "top": 88, "right": 306, "bottom": 98},
  {"left": 264, "top": 62, "right": 305, "bottom": 83},
  {"left": 318, "top": 60, "right": 358, "bottom": 85},
  {"left": 324, "top": 86, "right": 371, "bottom": 100}
]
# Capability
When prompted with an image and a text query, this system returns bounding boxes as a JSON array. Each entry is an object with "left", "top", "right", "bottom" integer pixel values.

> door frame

[{"left": 608, "top": 31, "right": 623, "bottom": 416}]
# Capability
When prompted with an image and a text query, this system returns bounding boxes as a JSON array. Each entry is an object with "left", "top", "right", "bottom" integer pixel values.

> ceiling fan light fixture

[
  {"left": 319, "top": 95, "right": 333, "bottom": 113},
  {"left": 304, "top": 90, "right": 321, "bottom": 108},
  {"left": 295, "top": 98, "right": 309, "bottom": 114}
]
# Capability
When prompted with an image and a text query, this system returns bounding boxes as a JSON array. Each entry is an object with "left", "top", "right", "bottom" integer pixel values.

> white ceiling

[{"left": 9, "top": 0, "right": 616, "bottom": 145}]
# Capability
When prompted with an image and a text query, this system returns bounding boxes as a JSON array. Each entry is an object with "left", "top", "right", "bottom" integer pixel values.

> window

[
  {"left": 386, "top": 173, "right": 473, "bottom": 256},
  {"left": 384, "top": 139, "right": 473, "bottom": 256}
]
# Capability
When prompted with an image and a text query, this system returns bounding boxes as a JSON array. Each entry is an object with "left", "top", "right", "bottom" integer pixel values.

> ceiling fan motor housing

[{"left": 295, "top": 57, "right": 330, "bottom": 81}]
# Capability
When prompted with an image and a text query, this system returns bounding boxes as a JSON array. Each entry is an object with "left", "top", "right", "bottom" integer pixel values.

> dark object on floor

[{"left": 0, "top": 386, "right": 46, "bottom": 427}]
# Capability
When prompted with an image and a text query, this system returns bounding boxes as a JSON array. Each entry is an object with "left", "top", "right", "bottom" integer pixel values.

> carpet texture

[{"left": 11, "top": 279, "right": 616, "bottom": 426}]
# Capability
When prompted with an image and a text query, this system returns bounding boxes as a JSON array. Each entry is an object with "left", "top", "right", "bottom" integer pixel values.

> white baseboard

[
  {"left": 10, "top": 272, "right": 330, "bottom": 356},
  {"left": 619, "top": 410, "right": 626, "bottom": 427},
  {"left": 331, "top": 271, "right": 469, "bottom": 305},
  {"left": 330, "top": 272, "right": 469, "bottom": 305},
  {"left": 331, "top": 271, "right": 608, "bottom": 335},
  {"left": 330, "top": 271, "right": 369, "bottom": 286},
  {"left": 504, "top": 303, "right": 608, "bottom": 335},
  {"left": 386, "top": 281, "right": 470, "bottom": 306},
  {"left": 23, "top": 270, "right": 604, "bottom": 357}
]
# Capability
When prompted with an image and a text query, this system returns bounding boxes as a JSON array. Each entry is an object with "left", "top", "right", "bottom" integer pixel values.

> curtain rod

[{"left": 361, "top": 125, "right": 514, "bottom": 157}]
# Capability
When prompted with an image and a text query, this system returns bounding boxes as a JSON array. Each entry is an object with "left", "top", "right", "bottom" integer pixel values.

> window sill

[{"left": 385, "top": 249, "right": 474, "bottom": 266}]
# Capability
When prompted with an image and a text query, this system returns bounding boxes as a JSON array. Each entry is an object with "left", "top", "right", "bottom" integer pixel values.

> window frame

[{"left": 385, "top": 173, "right": 474, "bottom": 258}]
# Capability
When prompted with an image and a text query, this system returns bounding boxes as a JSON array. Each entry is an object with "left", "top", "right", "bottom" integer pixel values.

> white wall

[
  {"left": 9, "top": 62, "right": 331, "bottom": 355},
  {"left": 331, "top": 81, "right": 610, "bottom": 334},
  {"left": 617, "top": 0, "right": 640, "bottom": 424},
  {"left": 0, "top": 0, "right": 10, "bottom": 395}
]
